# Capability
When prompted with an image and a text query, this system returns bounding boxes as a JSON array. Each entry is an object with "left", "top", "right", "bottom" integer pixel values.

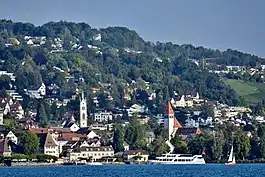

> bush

[{"left": 36, "top": 154, "right": 58, "bottom": 162}]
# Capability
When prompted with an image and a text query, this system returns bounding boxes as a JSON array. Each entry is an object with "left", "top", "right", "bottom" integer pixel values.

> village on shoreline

[{"left": 1, "top": 20, "right": 265, "bottom": 166}]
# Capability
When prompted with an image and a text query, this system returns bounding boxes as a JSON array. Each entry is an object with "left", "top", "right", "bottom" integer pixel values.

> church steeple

[
  {"left": 80, "top": 91, "right": 87, "bottom": 128},
  {"left": 164, "top": 102, "right": 182, "bottom": 140}
]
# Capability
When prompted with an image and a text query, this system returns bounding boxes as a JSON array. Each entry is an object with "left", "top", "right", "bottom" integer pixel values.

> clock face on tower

[{"left": 82, "top": 106, "right": 85, "bottom": 110}]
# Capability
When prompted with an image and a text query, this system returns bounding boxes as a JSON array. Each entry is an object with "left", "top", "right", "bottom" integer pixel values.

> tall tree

[
  {"left": 170, "top": 135, "right": 188, "bottom": 154},
  {"left": 234, "top": 132, "right": 250, "bottom": 160},
  {"left": 18, "top": 132, "right": 39, "bottom": 155},
  {"left": 148, "top": 136, "right": 169, "bottom": 158},
  {"left": 259, "top": 126, "right": 265, "bottom": 159},
  {"left": 212, "top": 130, "right": 225, "bottom": 162},
  {"left": 36, "top": 102, "right": 48, "bottom": 127},
  {"left": 113, "top": 124, "right": 125, "bottom": 152},
  {"left": 125, "top": 118, "right": 147, "bottom": 150}
]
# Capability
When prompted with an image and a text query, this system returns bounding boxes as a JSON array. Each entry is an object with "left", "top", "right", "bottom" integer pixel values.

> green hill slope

[{"left": 224, "top": 79, "right": 265, "bottom": 103}]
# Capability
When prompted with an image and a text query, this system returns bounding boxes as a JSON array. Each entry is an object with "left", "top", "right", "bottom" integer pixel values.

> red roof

[
  {"left": 164, "top": 102, "right": 174, "bottom": 115},
  {"left": 29, "top": 128, "right": 49, "bottom": 134},
  {"left": 174, "top": 118, "right": 183, "bottom": 128},
  {"left": 58, "top": 133, "right": 86, "bottom": 141}
]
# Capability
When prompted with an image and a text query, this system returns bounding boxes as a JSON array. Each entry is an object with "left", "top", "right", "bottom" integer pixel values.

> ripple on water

[{"left": 0, "top": 164, "right": 265, "bottom": 177}]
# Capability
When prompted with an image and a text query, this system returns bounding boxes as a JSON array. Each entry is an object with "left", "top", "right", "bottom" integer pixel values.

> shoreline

[
  {"left": 1, "top": 162, "right": 126, "bottom": 167},
  {"left": 2, "top": 161, "right": 265, "bottom": 167}
]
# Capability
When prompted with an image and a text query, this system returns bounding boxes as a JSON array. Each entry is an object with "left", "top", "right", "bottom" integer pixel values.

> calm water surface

[{"left": 0, "top": 164, "right": 264, "bottom": 177}]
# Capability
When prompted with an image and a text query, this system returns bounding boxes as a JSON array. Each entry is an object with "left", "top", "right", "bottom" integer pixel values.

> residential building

[
  {"left": 5, "top": 131, "right": 18, "bottom": 145},
  {"left": 126, "top": 104, "right": 145, "bottom": 117},
  {"left": 123, "top": 142, "right": 129, "bottom": 151},
  {"left": 25, "top": 83, "right": 46, "bottom": 99},
  {"left": 44, "top": 133, "right": 60, "bottom": 157},
  {"left": 185, "top": 118, "right": 199, "bottom": 128},
  {"left": 171, "top": 95, "right": 194, "bottom": 108},
  {"left": 62, "top": 114, "right": 80, "bottom": 132},
  {"left": 0, "top": 99, "right": 10, "bottom": 115},
  {"left": 69, "top": 145, "right": 114, "bottom": 161},
  {"left": 63, "top": 122, "right": 80, "bottom": 132},
  {"left": 0, "top": 71, "right": 16, "bottom": 81},
  {"left": 76, "top": 129, "right": 99, "bottom": 139},
  {"left": 94, "top": 111, "right": 113, "bottom": 122},
  {"left": 10, "top": 103, "right": 24, "bottom": 119},
  {"left": 6, "top": 90, "right": 23, "bottom": 101},
  {"left": 93, "top": 34, "right": 102, "bottom": 41},
  {"left": 177, "top": 127, "right": 202, "bottom": 140},
  {"left": 123, "top": 150, "right": 149, "bottom": 162}
]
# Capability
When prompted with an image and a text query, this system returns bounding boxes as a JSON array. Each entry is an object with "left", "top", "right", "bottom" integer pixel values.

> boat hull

[
  {"left": 148, "top": 160, "right": 205, "bottom": 165},
  {"left": 224, "top": 163, "right": 236, "bottom": 166}
]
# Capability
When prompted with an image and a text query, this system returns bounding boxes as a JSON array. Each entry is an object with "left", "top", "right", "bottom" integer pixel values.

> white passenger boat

[{"left": 148, "top": 154, "right": 206, "bottom": 164}]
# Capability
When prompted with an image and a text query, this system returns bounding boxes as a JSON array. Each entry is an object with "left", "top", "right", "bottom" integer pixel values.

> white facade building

[
  {"left": 94, "top": 111, "right": 113, "bottom": 122},
  {"left": 44, "top": 133, "right": 60, "bottom": 157}
]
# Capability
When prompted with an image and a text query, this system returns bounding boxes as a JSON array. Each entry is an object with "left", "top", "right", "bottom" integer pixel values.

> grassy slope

[{"left": 224, "top": 79, "right": 265, "bottom": 103}]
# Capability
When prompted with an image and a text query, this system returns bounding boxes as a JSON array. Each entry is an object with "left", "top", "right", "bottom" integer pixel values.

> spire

[
  {"left": 81, "top": 91, "right": 85, "bottom": 100},
  {"left": 70, "top": 112, "right": 75, "bottom": 122},
  {"left": 164, "top": 102, "right": 174, "bottom": 115}
]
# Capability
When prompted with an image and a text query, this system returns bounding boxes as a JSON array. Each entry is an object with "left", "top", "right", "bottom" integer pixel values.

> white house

[
  {"left": 123, "top": 142, "right": 129, "bottom": 151},
  {"left": 44, "top": 133, "right": 60, "bottom": 157},
  {"left": 94, "top": 111, "right": 113, "bottom": 122},
  {"left": 171, "top": 95, "right": 194, "bottom": 108},
  {"left": 93, "top": 34, "right": 102, "bottom": 41},
  {"left": 123, "top": 150, "right": 149, "bottom": 162},
  {"left": 69, "top": 145, "right": 114, "bottom": 161},
  {"left": 0, "top": 71, "right": 16, "bottom": 81},
  {"left": 63, "top": 122, "right": 80, "bottom": 132},
  {"left": 5, "top": 131, "right": 18, "bottom": 145},
  {"left": 126, "top": 104, "right": 145, "bottom": 116},
  {"left": 87, "top": 130, "right": 99, "bottom": 139},
  {"left": 25, "top": 83, "right": 46, "bottom": 99}
]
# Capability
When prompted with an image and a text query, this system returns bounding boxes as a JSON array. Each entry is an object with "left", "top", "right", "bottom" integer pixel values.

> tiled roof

[
  {"left": 57, "top": 133, "right": 86, "bottom": 141},
  {"left": 29, "top": 128, "right": 49, "bottom": 134},
  {"left": 44, "top": 133, "right": 58, "bottom": 147},
  {"left": 10, "top": 103, "right": 21, "bottom": 109},
  {"left": 29, "top": 128, "right": 72, "bottom": 134},
  {"left": 177, "top": 127, "right": 201, "bottom": 135},
  {"left": 174, "top": 118, "right": 183, "bottom": 129},
  {"left": 164, "top": 102, "right": 174, "bottom": 115}
]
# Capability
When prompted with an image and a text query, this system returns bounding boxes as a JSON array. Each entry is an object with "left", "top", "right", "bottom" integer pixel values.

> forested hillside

[{"left": 1, "top": 19, "right": 264, "bottom": 111}]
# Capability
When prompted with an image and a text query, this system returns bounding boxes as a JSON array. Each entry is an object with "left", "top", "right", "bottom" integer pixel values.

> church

[{"left": 164, "top": 102, "right": 183, "bottom": 140}]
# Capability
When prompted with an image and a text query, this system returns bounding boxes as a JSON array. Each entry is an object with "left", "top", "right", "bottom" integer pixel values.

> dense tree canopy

[{"left": 18, "top": 131, "right": 40, "bottom": 155}]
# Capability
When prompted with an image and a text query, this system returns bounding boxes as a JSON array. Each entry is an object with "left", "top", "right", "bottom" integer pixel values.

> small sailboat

[{"left": 225, "top": 145, "right": 236, "bottom": 166}]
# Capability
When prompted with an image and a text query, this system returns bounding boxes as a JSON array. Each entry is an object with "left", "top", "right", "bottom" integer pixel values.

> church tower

[
  {"left": 80, "top": 91, "right": 87, "bottom": 128},
  {"left": 164, "top": 102, "right": 182, "bottom": 140}
]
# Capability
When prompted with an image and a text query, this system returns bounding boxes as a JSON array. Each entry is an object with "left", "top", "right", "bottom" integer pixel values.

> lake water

[{"left": 0, "top": 164, "right": 264, "bottom": 177}]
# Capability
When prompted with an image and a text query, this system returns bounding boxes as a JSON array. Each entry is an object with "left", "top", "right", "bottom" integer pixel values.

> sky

[{"left": 0, "top": 0, "right": 265, "bottom": 57}]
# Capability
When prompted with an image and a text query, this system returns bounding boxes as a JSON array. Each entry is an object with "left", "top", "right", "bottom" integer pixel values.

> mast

[{"left": 228, "top": 146, "right": 233, "bottom": 162}]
